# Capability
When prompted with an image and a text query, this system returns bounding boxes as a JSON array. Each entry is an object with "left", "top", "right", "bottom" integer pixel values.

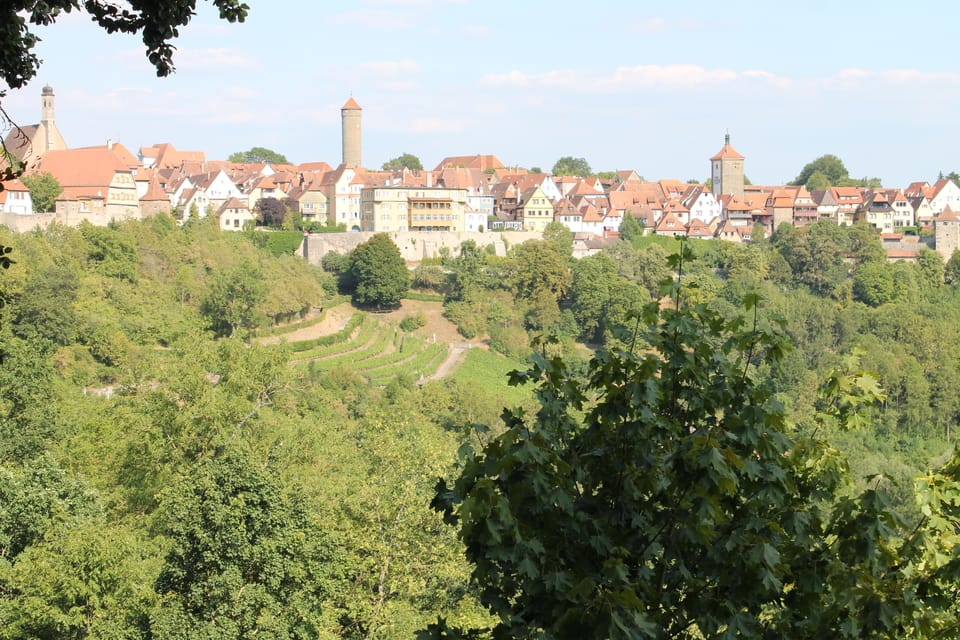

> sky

[{"left": 4, "top": 0, "right": 960, "bottom": 187}]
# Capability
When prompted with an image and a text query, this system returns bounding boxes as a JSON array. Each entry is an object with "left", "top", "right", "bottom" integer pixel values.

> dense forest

[{"left": 2, "top": 215, "right": 960, "bottom": 638}]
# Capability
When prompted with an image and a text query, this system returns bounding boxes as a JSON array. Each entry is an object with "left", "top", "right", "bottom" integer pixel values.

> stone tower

[
  {"left": 710, "top": 133, "right": 745, "bottom": 200},
  {"left": 2, "top": 84, "right": 67, "bottom": 167},
  {"left": 341, "top": 96, "right": 362, "bottom": 167}
]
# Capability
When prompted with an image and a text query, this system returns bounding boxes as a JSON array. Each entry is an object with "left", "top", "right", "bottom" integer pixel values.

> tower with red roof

[
  {"left": 710, "top": 133, "right": 745, "bottom": 201},
  {"left": 341, "top": 96, "right": 362, "bottom": 167}
]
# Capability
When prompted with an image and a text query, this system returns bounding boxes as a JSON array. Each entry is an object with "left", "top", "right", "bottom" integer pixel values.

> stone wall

[
  {"left": 301, "top": 230, "right": 542, "bottom": 265},
  {"left": 2, "top": 209, "right": 144, "bottom": 232}
]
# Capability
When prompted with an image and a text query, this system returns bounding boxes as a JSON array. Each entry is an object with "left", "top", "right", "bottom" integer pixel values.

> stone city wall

[{"left": 301, "top": 230, "right": 542, "bottom": 265}]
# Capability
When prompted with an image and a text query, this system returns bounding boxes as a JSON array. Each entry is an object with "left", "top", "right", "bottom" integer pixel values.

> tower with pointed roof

[
  {"left": 710, "top": 133, "right": 745, "bottom": 201},
  {"left": 341, "top": 97, "right": 362, "bottom": 167},
  {"left": 2, "top": 84, "right": 68, "bottom": 168}
]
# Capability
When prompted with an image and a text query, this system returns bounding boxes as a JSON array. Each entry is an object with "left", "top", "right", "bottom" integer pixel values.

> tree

[
  {"left": 348, "top": 233, "right": 409, "bottom": 310},
  {"left": 542, "top": 221, "right": 573, "bottom": 258},
  {"left": 19, "top": 171, "right": 61, "bottom": 212},
  {"left": 568, "top": 252, "right": 618, "bottom": 343},
  {"left": 425, "top": 252, "right": 960, "bottom": 639},
  {"left": 551, "top": 156, "right": 593, "bottom": 177},
  {"left": 228, "top": 147, "right": 290, "bottom": 165},
  {"left": 151, "top": 448, "right": 330, "bottom": 639},
  {"left": 773, "top": 222, "right": 847, "bottom": 296},
  {"left": 381, "top": 152, "right": 423, "bottom": 171},
  {"left": 946, "top": 249, "right": 960, "bottom": 285},
  {"left": 255, "top": 196, "right": 288, "bottom": 227},
  {"left": 791, "top": 154, "right": 849, "bottom": 187},
  {"left": 508, "top": 240, "right": 570, "bottom": 302},
  {"left": 200, "top": 262, "right": 267, "bottom": 338},
  {"left": 804, "top": 170, "right": 831, "bottom": 191},
  {"left": 1, "top": 1, "right": 249, "bottom": 184},
  {"left": 852, "top": 260, "right": 894, "bottom": 306},
  {"left": 618, "top": 214, "right": 645, "bottom": 245}
]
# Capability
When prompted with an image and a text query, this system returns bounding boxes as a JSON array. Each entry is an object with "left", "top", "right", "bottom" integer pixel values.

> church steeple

[{"left": 41, "top": 85, "right": 56, "bottom": 152}]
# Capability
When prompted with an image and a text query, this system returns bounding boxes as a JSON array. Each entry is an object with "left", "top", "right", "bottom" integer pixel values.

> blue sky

[{"left": 5, "top": 0, "right": 960, "bottom": 186}]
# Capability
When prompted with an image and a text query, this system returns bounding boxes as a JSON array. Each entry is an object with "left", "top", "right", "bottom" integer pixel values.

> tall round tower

[{"left": 341, "top": 97, "right": 362, "bottom": 167}]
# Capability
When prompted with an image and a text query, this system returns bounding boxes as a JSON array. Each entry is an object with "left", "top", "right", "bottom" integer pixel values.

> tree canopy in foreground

[{"left": 425, "top": 247, "right": 960, "bottom": 639}]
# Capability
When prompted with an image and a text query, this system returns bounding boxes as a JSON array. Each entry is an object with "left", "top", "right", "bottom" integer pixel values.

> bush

[
  {"left": 443, "top": 301, "right": 482, "bottom": 340},
  {"left": 399, "top": 312, "right": 426, "bottom": 332}
]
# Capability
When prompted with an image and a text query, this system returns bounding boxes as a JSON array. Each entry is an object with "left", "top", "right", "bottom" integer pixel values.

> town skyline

[{"left": 3, "top": 0, "right": 960, "bottom": 188}]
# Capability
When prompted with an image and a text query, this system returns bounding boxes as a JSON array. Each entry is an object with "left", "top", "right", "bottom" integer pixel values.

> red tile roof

[
  {"left": 342, "top": 97, "right": 362, "bottom": 110},
  {"left": 33, "top": 147, "right": 130, "bottom": 188}
]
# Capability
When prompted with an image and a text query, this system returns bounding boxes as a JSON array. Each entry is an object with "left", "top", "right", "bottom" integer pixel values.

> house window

[{"left": 234, "top": 219, "right": 239, "bottom": 228}]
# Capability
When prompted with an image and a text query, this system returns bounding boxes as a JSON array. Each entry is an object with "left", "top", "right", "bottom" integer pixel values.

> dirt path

[
  {"left": 421, "top": 342, "right": 472, "bottom": 383},
  {"left": 259, "top": 305, "right": 355, "bottom": 345}
]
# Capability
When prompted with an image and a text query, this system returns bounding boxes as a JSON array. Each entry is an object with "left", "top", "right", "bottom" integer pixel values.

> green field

[{"left": 451, "top": 348, "right": 533, "bottom": 409}]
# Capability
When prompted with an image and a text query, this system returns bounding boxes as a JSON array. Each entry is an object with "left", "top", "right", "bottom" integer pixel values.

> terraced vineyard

[{"left": 284, "top": 309, "right": 451, "bottom": 384}]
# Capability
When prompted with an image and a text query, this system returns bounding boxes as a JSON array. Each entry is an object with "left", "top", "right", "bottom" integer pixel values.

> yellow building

[
  {"left": 517, "top": 185, "right": 554, "bottom": 231},
  {"left": 361, "top": 186, "right": 467, "bottom": 232}
]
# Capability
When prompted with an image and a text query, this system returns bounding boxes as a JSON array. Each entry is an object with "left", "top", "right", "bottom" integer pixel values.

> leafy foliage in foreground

[{"left": 427, "top": 247, "right": 960, "bottom": 639}]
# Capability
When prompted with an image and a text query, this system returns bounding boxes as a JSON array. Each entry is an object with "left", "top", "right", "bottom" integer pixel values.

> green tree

[
  {"left": 0, "top": 456, "right": 100, "bottom": 559},
  {"left": 381, "top": 152, "right": 424, "bottom": 171},
  {"left": 19, "top": 171, "right": 61, "bottom": 212},
  {"left": 8, "top": 263, "right": 79, "bottom": 346},
  {"left": 542, "top": 221, "right": 573, "bottom": 258},
  {"left": 227, "top": 147, "right": 290, "bottom": 165},
  {"left": 945, "top": 249, "right": 960, "bottom": 285},
  {"left": 773, "top": 222, "right": 847, "bottom": 296},
  {"left": 551, "top": 156, "right": 593, "bottom": 177},
  {"left": 200, "top": 262, "right": 267, "bottom": 338},
  {"left": 509, "top": 240, "right": 570, "bottom": 302},
  {"left": 852, "top": 260, "right": 894, "bottom": 306},
  {"left": 804, "top": 170, "right": 831, "bottom": 191},
  {"left": 568, "top": 252, "right": 618, "bottom": 343},
  {"left": 426, "top": 259, "right": 960, "bottom": 639},
  {"left": 151, "top": 449, "right": 330, "bottom": 639},
  {"left": 0, "top": 521, "right": 158, "bottom": 640},
  {"left": 846, "top": 221, "right": 886, "bottom": 265},
  {"left": 447, "top": 240, "right": 486, "bottom": 302},
  {"left": 916, "top": 247, "right": 945, "bottom": 297},
  {"left": 618, "top": 214, "right": 645, "bottom": 245},
  {"left": 791, "top": 154, "right": 849, "bottom": 187},
  {"left": 348, "top": 233, "right": 409, "bottom": 310}
]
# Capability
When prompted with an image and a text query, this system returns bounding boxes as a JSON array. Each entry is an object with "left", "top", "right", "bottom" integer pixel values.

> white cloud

[{"left": 606, "top": 64, "right": 737, "bottom": 88}]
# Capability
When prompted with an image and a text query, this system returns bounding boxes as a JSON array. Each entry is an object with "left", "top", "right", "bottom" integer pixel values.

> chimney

[{"left": 107, "top": 138, "right": 113, "bottom": 150}]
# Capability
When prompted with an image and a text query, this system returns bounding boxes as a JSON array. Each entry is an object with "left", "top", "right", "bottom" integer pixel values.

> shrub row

[{"left": 287, "top": 312, "right": 365, "bottom": 352}]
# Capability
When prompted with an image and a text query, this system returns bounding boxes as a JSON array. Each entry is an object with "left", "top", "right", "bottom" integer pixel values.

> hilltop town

[{"left": 4, "top": 87, "right": 960, "bottom": 262}]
